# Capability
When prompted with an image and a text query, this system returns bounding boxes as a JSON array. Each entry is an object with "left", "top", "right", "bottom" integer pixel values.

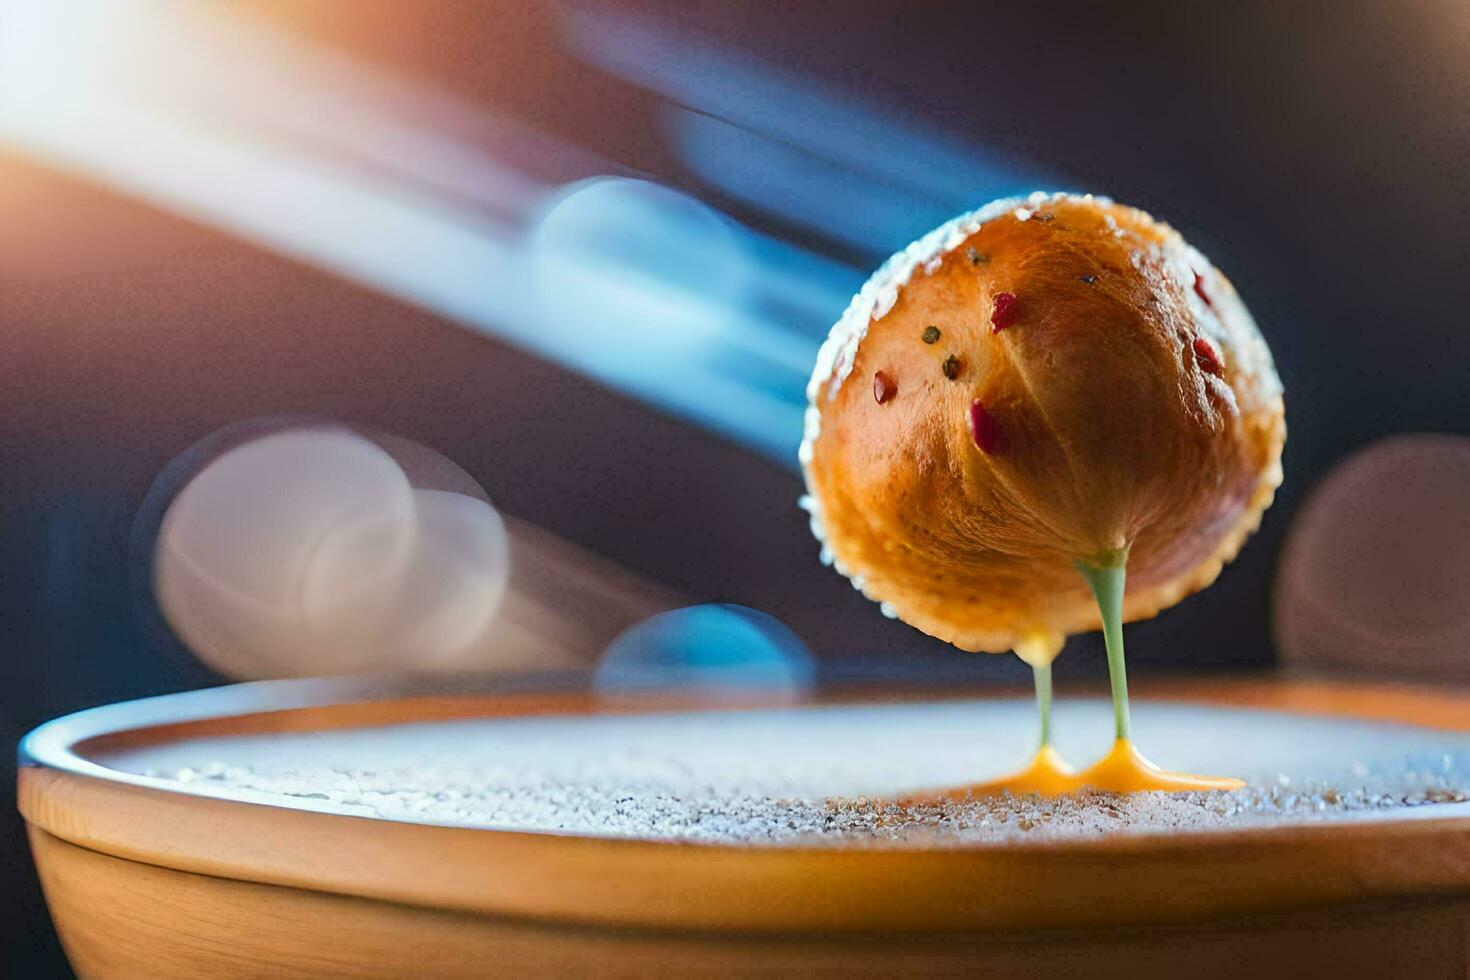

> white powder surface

[{"left": 109, "top": 700, "right": 1470, "bottom": 847}]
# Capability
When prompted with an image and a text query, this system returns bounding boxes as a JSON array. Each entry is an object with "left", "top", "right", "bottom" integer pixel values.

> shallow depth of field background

[{"left": 4, "top": 2, "right": 1469, "bottom": 974}]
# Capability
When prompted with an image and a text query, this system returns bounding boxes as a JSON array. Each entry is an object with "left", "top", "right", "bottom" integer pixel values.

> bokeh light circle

[
  {"left": 143, "top": 419, "right": 510, "bottom": 679},
  {"left": 1274, "top": 433, "right": 1470, "bottom": 680},
  {"left": 595, "top": 604, "right": 815, "bottom": 700},
  {"left": 527, "top": 176, "right": 753, "bottom": 355}
]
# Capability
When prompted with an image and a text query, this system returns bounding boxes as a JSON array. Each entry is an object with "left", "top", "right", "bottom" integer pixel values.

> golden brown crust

[{"left": 802, "top": 194, "right": 1285, "bottom": 653}]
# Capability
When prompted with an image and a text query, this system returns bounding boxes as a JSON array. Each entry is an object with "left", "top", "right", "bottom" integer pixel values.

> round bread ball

[{"left": 801, "top": 193, "right": 1285, "bottom": 653}]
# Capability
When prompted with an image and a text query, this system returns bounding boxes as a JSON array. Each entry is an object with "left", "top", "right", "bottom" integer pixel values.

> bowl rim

[{"left": 19, "top": 671, "right": 1470, "bottom": 934}]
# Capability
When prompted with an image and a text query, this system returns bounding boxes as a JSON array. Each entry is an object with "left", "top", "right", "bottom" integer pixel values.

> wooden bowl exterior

[{"left": 19, "top": 675, "right": 1470, "bottom": 977}]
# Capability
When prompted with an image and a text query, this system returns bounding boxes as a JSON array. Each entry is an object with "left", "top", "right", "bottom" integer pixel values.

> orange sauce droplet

[
  {"left": 1076, "top": 739, "right": 1244, "bottom": 793},
  {"left": 1075, "top": 558, "right": 1244, "bottom": 793}
]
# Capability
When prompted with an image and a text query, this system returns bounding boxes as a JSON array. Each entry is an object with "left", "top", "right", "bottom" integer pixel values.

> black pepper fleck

[
  {"left": 922, "top": 325, "right": 941, "bottom": 344},
  {"left": 966, "top": 246, "right": 988, "bottom": 264},
  {"left": 942, "top": 355, "right": 963, "bottom": 380},
  {"left": 1080, "top": 274, "right": 1098, "bottom": 284}
]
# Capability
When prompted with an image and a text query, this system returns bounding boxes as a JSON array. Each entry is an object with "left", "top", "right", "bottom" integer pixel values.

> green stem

[
  {"left": 1033, "top": 661, "right": 1053, "bottom": 748},
  {"left": 1077, "top": 557, "right": 1131, "bottom": 741}
]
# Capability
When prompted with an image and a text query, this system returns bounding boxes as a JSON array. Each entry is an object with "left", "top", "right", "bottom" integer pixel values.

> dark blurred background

[{"left": 4, "top": 1, "right": 1469, "bottom": 974}]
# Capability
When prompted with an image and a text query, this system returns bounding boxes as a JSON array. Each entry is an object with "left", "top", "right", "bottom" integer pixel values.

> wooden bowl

[{"left": 19, "top": 673, "right": 1470, "bottom": 978}]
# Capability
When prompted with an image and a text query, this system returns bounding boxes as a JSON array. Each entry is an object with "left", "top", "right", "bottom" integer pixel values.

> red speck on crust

[
  {"left": 1193, "top": 337, "right": 1224, "bottom": 377},
  {"left": 1192, "top": 272, "right": 1213, "bottom": 307},
  {"left": 968, "top": 399, "right": 1002, "bottom": 454},
  {"left": 873, "top": 370, "right": 897, "bottom": 403},
  {"left": 990, "top": 292, "right": 1019, "bottom": 332}
]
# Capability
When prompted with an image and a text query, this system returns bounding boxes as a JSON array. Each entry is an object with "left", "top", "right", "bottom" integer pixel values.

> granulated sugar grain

[
  {"left": 143, "top": 701, "right": 1470, "bottom": 847},
  {"left": 162, "top": 763, "right": 1468, "bottom": 847}
]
